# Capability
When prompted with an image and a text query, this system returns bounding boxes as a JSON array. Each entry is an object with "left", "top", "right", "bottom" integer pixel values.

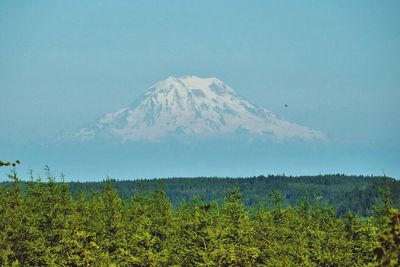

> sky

[{"left": 1, "top": 1, "right": 399, "bottom": 180}]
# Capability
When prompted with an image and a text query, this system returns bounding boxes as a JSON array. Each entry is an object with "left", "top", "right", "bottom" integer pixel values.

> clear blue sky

[{"left": 1, "top": 1, "right": 399, "bottom": 180}]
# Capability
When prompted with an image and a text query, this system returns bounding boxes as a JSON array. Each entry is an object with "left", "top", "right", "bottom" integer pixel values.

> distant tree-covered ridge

[
  {"left": 3, "top": 173, "right": 399, "bottom": 216},
  {"left": 0, "top": 170, "right": 399, "bottom": 266},
  {"left": 65, "top": 174, "right": 399, "bottom": 216}
]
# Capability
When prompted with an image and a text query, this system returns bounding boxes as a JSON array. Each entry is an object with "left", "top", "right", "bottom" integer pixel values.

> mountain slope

[{"left": 75, "top": 76, "right": 324, "bottom": 141}]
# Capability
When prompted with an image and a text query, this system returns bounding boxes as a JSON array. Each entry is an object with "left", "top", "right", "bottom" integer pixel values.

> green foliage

[
  {"left": 0, "top": 160, "right": 21, "bottom": 167},
  {"left": 374, "top": 208, "right": 400, "bottom": 266},
  {"left": 65, "top": 174, "right": 400, "bottom": 216},
  {"left": 0, "top": 171, "right": 398, "bottom": 266}
]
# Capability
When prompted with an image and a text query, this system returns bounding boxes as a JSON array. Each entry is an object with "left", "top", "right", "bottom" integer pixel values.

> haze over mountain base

[{"left": 2, "top": 137, "right": 396, "bottom": 182}]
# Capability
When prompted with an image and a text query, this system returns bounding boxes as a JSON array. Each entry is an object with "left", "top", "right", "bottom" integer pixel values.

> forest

[
  {"left": 0, "top": 169, "right": 399, "bottom": 266},
  {"left": 68, "top": 174, "right": 400, "bottom": 216}
]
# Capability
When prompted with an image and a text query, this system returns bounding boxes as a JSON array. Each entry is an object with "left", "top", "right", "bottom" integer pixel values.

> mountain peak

[
  {"left": 153, "top": 75, "right": 222, "bottom": 90},
  {"left": 75, "top": 76, "right": 325, "bottom": 142},
  {"left": 148, "top": 75, "right": 234, "bottom": 100}
]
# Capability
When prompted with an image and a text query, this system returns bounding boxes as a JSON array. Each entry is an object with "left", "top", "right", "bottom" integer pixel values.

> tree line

[
  {"left": 0, "top": 169, "right": 399, "bottom": 266},
  {"left": 65, "top": 174, "right": 400, "bottom": 216}
]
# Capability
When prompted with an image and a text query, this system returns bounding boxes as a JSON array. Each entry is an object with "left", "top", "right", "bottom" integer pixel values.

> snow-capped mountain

[{"left": 75, "top": 76, "right": 324, "bottom": 142}]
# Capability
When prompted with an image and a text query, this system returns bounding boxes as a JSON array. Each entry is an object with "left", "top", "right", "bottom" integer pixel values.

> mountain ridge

[{"left": 74, "top": 76, "right": 325, "bottom": 142}]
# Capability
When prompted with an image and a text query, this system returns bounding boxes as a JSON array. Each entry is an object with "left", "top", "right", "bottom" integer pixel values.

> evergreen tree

[{"left": 210, "top": 188, "right": 259, "bottom": 266}]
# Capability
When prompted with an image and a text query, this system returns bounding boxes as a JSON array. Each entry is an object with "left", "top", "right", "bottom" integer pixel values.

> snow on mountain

[{"left": 75, "top": 76, "right": 325, "bottom": 142}]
